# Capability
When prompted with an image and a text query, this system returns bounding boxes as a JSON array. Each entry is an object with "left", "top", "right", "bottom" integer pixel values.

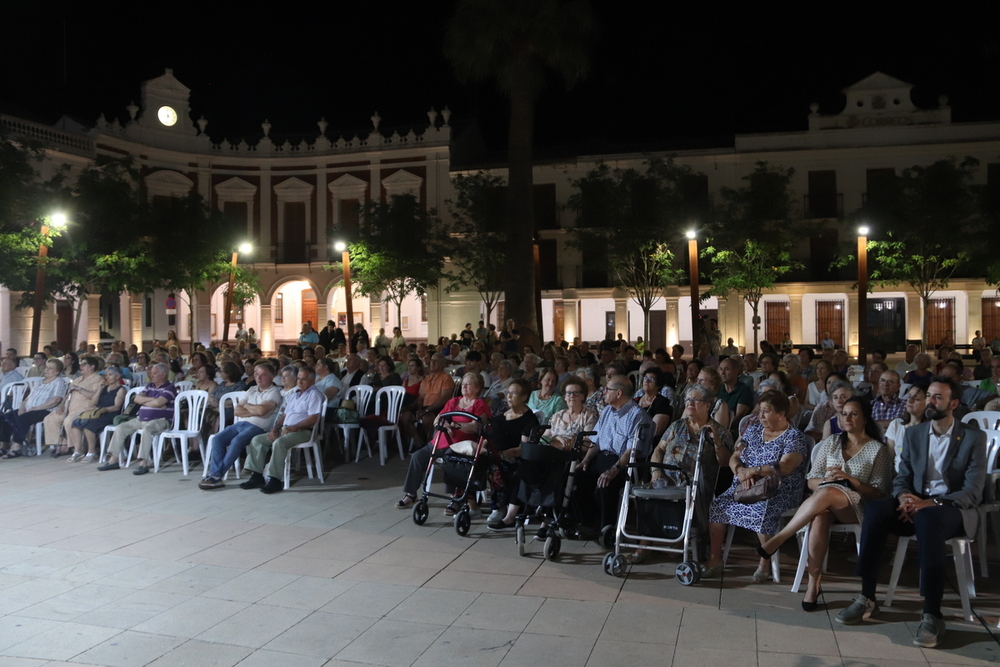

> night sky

[{"left": 3, "top": 4, "right": 999, "bottom": 155}]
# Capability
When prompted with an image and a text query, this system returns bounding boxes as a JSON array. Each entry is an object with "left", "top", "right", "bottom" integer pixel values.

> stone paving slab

[{"left": 0, "top": 452, "right": 995, "bottom": 666}]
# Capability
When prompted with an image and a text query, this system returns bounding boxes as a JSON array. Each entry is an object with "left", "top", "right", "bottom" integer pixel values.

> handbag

[
  {"left": 77, "top": 408, "right": 106, "bottom": 420},
  {"left": 733, "top": 465, "right": 781, "bottom": 504}
]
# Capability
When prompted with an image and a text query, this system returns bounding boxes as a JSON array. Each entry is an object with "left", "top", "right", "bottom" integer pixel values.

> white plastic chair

[
  {"left": 885, "top": 535, "right": 976, "bottom": 621},
  {"left": 22, "top": 377, "right": 43, "bottom": 390},
  {"left": 898, "top": 382, "right": 912, "bottom": 398},
  {"left": 2, "top": 382, "right": 28, "bottom": 412},
  {"left": 284, "top": 411, "right": 326, "bottom": 490},
  {"left": 627, "top": 370, "right": 641, "bottom": 390},
  {"left": 962, "top": 411, "right": 1000, "bottom": 432},
  {"left": 174, "top": 380, "right": 194, "bottom": 393},
  {"left": 149, "top": 390, "right": 209, "bottom": 475},
  {"left": 722, "top": 526, "right": 781, "bottom": 583},
  {"left": 336, "top": 385, "right": 372, "bottom": 461},
  {"left": 99, "top": 387, "right": 145, "bottom": 464},
  {"left": 131, "top": 371, "right": 148, "bottom": 388},
  {"left": 357, "top": 386, "right": 405, "bottom": 465},
  {"left": 202, "top": 391, "right": 248, "bottom": 479}
]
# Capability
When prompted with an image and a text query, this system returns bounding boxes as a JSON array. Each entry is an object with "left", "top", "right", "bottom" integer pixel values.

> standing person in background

[
  {"left": 350, "top": 322, "right": 370, "bottom": 354},
  {"left": 500, "top": 319, "right": 520, "bottom": 355},
  {"left": 374, "top": 328, "right": 391, "bottom": 356}
]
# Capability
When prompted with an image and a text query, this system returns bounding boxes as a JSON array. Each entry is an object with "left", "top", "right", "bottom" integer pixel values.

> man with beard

[{"left": 837, "top": 376, "right": 986, "bottom": 649}]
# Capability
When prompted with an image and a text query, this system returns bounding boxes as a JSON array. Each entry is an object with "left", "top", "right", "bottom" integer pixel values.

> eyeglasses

[
  {"left": 684, "top": 398, "right": 707, "bottom": 405},
  {"left": 564, "top": 390, "right": 583, "bottom": 396},
  {"left": 642, "top": 377, "right": 657, "bottom": 383}
]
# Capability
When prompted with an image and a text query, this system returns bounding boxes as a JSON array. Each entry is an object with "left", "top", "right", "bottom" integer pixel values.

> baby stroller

[
  {"left": 512, "top": 428, "right": 596, "bottom": 560},
  {"left": 602, "top": 428, "right": 711, "bottom": 585},
  {"left": 411, "top": 410, "right": 495, "bottom": 536}
]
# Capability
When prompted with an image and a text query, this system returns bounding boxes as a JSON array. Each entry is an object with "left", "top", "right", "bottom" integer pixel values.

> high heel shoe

[
  {"left": 801, "top": 589, "right": 824, "bottom": 612},
  {"left": 756, "top": 545, "right": 776, "bottom": 560}
]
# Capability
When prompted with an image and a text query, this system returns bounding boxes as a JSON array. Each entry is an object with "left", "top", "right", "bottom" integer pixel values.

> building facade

[{"left": 2, "top": 70, "right": 998, "bottom": 355}]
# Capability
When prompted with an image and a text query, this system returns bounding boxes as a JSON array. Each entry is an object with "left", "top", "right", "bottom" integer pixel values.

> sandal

[
  {"left": 751, "top": 567, "right": 773, "bottom": 584},
  {"left": 67, "top": 453, "right": 83, "bottom": 463},
  {"left": 395, "top": 494, "right": 416, "bottom": 509},
  {"left": 2, "top": 450, "right": 23, "bottom": 459},
  {"left": 444, "top": 498, "right": 464, "bottom": 517},
  {"left": 82, "top": 453, "right": 96, "bottom": 464},
  {"left": 699, "top": 562, "right": 723, "bottom": 578}
]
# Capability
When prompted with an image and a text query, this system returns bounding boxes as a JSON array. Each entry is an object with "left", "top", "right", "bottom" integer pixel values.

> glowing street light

[
  {"left": 222, "top": 242, "right": 252, "bottom": 343},
  {"left": 335, "top": 241, "right": 354, "bottom": 340},
  {"left": 686, "top": 228, "right": 700, "bottom": 351},
  {"left": 30, "top": 213, "right": 68, "bottom": 355},
  {"left": 857, "top": 225, "right": 870, "bottom": 366}
]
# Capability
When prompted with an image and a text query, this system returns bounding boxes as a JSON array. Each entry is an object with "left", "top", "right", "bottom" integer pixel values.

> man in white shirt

[
  {"left": 838, "top": 376, "right": 986, "bottom": 649},
  {"left": 0, "top": 358, "right": 24, "bottom": 399},
  {"left": 200, "top": 363, "right": 283, "bottom": 490},
  {"left": 341, "top": 354, "right": 365, "bottom": 388},
  {"left": 239, "top": 367, "right": 326, "bottom": 494}
]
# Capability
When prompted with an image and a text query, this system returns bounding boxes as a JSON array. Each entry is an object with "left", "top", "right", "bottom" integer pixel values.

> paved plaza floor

[{"left": 0, "top": 450, "right": 997, "bottom": 667}]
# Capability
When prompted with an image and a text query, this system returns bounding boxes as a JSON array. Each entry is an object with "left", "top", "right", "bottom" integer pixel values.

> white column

[
  {"left": 665, "top": 296, "right": 680, "bottom": 349},
  {"left": 261, "top": 303, "right": 273, "bottom": 354},
  {"left": 788, "top": 293, "right": 804, "bottom": 350},
  {"left": 260, "top": 168, "right": 272, "bottom": 256},
  {"left": 86, "top": 294, "right": 101, "bottom": 348},
  {"left": 129, "top": 293, "right": 144, "bottom": 351}
]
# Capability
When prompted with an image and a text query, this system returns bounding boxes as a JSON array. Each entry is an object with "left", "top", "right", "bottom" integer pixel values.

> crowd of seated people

[{"left": 1, "top": 327, "right": 997, "bottom": 648}]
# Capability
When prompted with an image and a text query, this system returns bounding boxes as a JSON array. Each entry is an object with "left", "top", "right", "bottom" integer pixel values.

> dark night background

[{"left": 3, "top": 4, "right": 999, "bottom": 156}]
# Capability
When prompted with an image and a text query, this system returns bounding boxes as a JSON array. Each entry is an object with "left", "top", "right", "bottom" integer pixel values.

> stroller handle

[{"left": 435, "top": 411, "right": 486, "bottom": 433}]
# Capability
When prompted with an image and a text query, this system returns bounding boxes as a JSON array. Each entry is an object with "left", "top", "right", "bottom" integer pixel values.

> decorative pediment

[
  {"left": 215, "top": 177, "right": 257, "bottom": 201},
  {"left": 381, "top": 169, "right": 423, "bottom": 202},
  {"left": 808, "top": 71, "right": 949, "bottom": 131},
  {"left": 273, "top": 177, "right": 314, "bottom": 201},
  {"left": 145, "top": 170, "right": 193, "bottom": 198},
  {"left": 328, "top": 173, "right": 368, "bottom": 198}
]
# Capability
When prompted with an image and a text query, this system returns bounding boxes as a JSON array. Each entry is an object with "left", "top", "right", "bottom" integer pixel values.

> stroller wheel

[
  {"left": 543, "top": 535, "right": 561, "bottom": 561},
  {"left": 602, "top": 552, "right": 615, "bottom": 575},
  {"left": 600, "top": 525, "right": 616, "bottom": 549},
  {"left": 516, "top": 524, "right": 526, "bottom": 556},
  {"left": 610, "top": 554, "right": 628, "bottom": 577},
  {"left": 675, "top": 561, "right": 701, "bottom": 586},
  {"left": 454, "top": 509, "right": 472, "bottom": 536},
  {"left": 412, "top": 500, "right": 429, "bottom": 525}
]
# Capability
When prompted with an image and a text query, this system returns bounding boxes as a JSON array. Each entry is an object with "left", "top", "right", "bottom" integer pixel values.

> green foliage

[
  {"left": 0, "top": 129, "right": 70, "bottom": 300},
  {"left": 850, "top": 157, "right": 984, "bottom": 345},
  {"left": 348, "top": 194, "right": 445, "bottom": 326},
  {"left": 443, "top": 172, "right": 507, "bottom": 326},
  {"left": 565, "top": 158, "right": 694, "bottom": 339},
  {"left": 703, "top": 161, "right": 802, "bottom": 351}
]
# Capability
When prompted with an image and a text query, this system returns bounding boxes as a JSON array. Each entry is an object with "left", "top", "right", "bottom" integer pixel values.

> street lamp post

[
  {"left": 30, "top": 213, "right": 67, "bottom": 355},
  {"left": 335, "top": 241, "right": 354, "bottom": 342},
  {"left": 686, "top": 230, "right": 700, "bottom": 353},
  {"left": 222, "top": 243, "right": 252, "bottom": 344},
  {"left": 857, "top": 225, "right": 869, "bottom": 367}
]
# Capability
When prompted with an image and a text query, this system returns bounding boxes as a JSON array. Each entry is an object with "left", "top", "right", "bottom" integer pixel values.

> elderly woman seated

[
  {"left": 67, "top": 365, "right": 127, "bottom": 463},
  {"left": 396, "top": 372, "right": 492, "bottom": 515},
  {"left": 488, "top": 376, "right": 598, "bottom": 531},
  {"left": 702, "top": 390, "right": 809, "bottom": 583},
  {"left": 527, "top": 368, "right": 566, "bottom": 424},
  {"left": 627, "top": 383, "right": 734, "bottom": 563},
  {"left": 756, "top": 396, "right": 891, "bottom": 610},
  {"left": 1, "top": 358, "right": 67, "bottom": 458}
]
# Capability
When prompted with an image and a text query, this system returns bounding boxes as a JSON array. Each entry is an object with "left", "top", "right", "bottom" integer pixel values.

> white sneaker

[{"left": 487, "top": 510, "right": 504, "bottom": 523}]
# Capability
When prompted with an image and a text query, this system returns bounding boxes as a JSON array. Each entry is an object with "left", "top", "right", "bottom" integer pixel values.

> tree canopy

[
  {"left": 703, "top": 161, "right": 803, "bottom": 353},
  {"left": 444, "top": 0, "right": 595, "bottom": 350},
  {"left": 349, "top": 194, "right": 445, "bottom": 327},
  {"left": 444, "top": 172, "right": 507, "bottom": 327},
  {"left": 855, "top": 157, "right": 984, "bottom": 347},
  {"left": 566, "top": 158, "right": 697, "bottom": 340}
]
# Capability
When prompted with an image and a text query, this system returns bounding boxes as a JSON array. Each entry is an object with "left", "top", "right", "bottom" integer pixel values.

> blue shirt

[{"left": 593, "top": 400, "right": 654, "bottom": 458}]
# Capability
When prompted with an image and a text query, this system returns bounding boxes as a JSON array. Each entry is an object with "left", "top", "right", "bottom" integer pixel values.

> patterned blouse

[
  {"left": 24, "top": 377, "right": 68, "bottom": 411},
  {"left": 547, "top": 407, "right": 599, "bottom": 449},
  {"left": 652, "top": 417, "right": 733, "bottom": 484}
]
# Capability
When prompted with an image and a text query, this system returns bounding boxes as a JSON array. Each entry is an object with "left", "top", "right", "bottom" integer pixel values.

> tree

[
  {"left": 445, "top": 0, "right": 595, "bottom": 350},
  {"left": 565, "top": 159, "right": 696, "bottom": 341},
  {"left": 349, "top": 194, "right": 445, "bottom": 327},
  {"left": 703, "top": 161, "right": 803, "bottom": 354},
  {"left": 443, "top": 172, "right": 507, "bottom": 327},
  {"left": 857, "top": 157, "right": 983, "bottom": 349}
]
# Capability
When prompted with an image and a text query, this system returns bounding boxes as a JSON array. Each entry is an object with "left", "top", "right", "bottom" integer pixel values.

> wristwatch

[{"left": 614, "top": 463, "right": 623, "bottom": 472}]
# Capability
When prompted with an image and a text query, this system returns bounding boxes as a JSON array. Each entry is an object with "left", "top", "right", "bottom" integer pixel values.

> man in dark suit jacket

[{"left": 837, "top": 376, "right": 987, "bottom": 649}]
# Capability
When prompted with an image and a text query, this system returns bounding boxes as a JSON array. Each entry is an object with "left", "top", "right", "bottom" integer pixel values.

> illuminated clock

[{"left": 157, "top": 105, "right": 178, "bottom": 127}]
